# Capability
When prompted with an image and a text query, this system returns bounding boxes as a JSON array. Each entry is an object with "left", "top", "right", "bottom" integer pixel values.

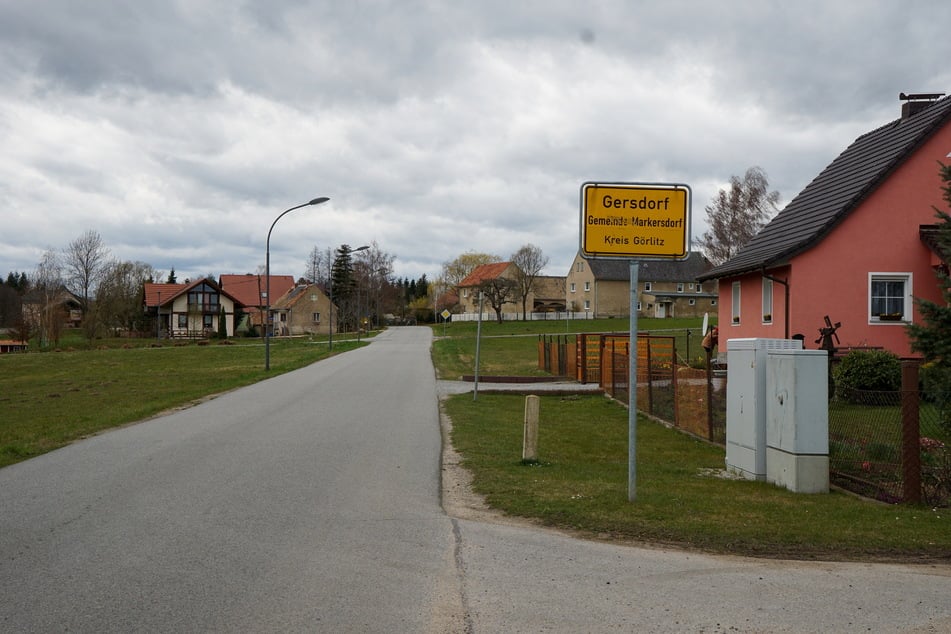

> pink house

[{"left": 699, "top": 94, "right": 951, "bottom": 358}]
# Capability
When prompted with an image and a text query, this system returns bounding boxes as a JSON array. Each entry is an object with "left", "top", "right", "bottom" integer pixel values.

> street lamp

[
  {"left": 329, "top": 244, "right": 369, "bottom": 351},
  {"left": 265, "top": 197, "right": 330, "bottom": 370}
]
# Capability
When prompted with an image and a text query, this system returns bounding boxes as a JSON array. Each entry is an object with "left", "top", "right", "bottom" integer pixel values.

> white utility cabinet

[
  {"left": 766, "top": 349, "right": 829, "bottom": 493},
  {"left": 726, "top": 338, "right": 803, "bottom": 480}
]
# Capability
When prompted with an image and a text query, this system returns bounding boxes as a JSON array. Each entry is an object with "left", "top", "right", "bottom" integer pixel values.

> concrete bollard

[{"left": 522, "top": 395, "right": 540, "bottom": 462}]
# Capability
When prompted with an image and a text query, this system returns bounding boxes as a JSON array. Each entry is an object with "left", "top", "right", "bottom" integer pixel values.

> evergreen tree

[
  {"left": 166, "top": 268, "right": 177, "bottom": 284},
  {"left": 217, "top": 305, "right": 227, "bottom": 339},
  {"left": 907, "top": 163, "right": 951, "bottom": 431},
  {"left": 331, "top": 245, "right": 358, "bottom": 331}
]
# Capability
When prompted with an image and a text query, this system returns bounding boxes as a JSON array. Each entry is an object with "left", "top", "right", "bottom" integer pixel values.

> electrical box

[
  {"left": 725, "top": 338, "right": 802, "bottom": 480},
  {"left": 766, "top": 349, "right": 829, "bottom": 493}
]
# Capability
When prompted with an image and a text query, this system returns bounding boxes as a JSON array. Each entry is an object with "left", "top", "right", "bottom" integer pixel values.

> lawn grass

[
  {"left": 432, "top": 316, "right": 709, "bottom": 379},
  {"left": 443, "top": 393, "right": 951, "bottom": 561},
  {"left": 0, "top": 335, "right": 365, "bottom": 468}
]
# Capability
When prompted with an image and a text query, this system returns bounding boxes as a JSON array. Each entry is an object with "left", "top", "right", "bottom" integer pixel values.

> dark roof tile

[{"left": 700, "top": 95, "right": 951, "bottom": 281}]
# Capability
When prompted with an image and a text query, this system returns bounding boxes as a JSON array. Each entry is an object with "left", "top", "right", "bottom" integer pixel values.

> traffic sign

[{"left": 580, "top": 182, "right": 690, "bottom": 260}]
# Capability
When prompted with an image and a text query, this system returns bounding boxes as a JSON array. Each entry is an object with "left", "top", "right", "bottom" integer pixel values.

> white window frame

[
  {"left": 677, "top": 282, "right": 685, "bottom": 293},
  {"left": 312, "top": 312, "right": 320, "bottom": 323},
  {"left": 584, "top": 281, "right": 590, "bottom": 292},
  {"left": 644, "top": 282, "right": 652, "bottom": 292},
  {"left": 762, "top": 278, "right": 773, "bottom": 323},
  {"left": 583, "top": 299, "right": 591, "bottom": 310},
  {"left": 570, "top": 282, "right": 576, "bottom": 293},
  {"left": 731, "top": 281, "right": 741, "bottom": 324},
  {"left": 869, "top": 272, "right": 912, "bottom": 324}
]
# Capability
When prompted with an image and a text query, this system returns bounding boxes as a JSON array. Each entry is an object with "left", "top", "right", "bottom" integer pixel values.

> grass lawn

[
  {"left": 443, "top": 393, "right": 951, "bottom": 561},
  {"left": 0, "top": 333, "right": 365, "bottom": 468},
  {"left": 432, "top": 316, "right": 709, "bottom": 379}
]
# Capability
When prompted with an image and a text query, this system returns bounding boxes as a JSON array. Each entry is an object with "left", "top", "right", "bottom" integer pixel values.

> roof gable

[
  {"left": 143, "top": 283, "right": 186, "bottom": 307},
  {"left": 272, "top": 283, "right": 329, "bottom": 309},
  {"left": 219, "top": 274, "right": 295, "bottom": 308},
  {"left": 145, "top": 279, "right": 241, "bottom": 307},
  {"left": 701, "top": 95, "right": 951, "bottom": 281},
  {"left": 458, "top": 262, "right": 513, "bottom": 287}
]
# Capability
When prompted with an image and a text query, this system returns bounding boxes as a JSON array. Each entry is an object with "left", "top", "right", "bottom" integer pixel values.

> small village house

[
  {"left": 698, "top": 93, "right": 951, "bottom": 357},
  {"left": 270, "top": 283, "right": 337, "bottom": 336},
  {"left": 457, "top": 262, "right": 567, "bottom": 319},
  {"left": 144, "top": 278, "right": 241, "bottom": 338},
  {"left": 219, "top": 273, "right": 295, "bottom": 334},
  {"left": 565, "top": 251, "right": 715, "bottom": 318}
]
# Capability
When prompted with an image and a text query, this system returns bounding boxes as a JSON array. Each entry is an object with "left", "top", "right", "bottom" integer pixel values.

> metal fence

[
  {"left": 829, "top": 385, "right": 951, "bottom": 506},
  {"left": 539, "top": 336, "right": 948, "bottom": 505},
  {"left": 539, "top": 332, "right": 726, "bottom": 443}
]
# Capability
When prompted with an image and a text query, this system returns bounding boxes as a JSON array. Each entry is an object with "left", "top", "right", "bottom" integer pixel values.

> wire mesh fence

[
  {"left": 830, "top": 388, "right": 951, "bottom": 506},
  {"left": 540, "top": 334, "right": 948, "bottom": 505}
]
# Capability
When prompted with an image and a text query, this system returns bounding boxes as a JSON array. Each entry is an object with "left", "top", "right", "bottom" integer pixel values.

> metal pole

[
  {"left": 629, "top": 260, "right": 639, "bottom": 502},
  {"left": 265, "top": 197, "right": 329, "bottom": 370},
  {"left": 474, "top": 291, "right": 484, "bottom": 401}
]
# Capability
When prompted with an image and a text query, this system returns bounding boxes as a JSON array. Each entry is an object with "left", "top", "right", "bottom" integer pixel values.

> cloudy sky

[{"left": 2, "top": 1, "right": 950, "bottom": 285}]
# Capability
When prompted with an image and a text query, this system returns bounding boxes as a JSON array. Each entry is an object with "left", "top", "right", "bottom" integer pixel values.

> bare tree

[
  {"left": 62, "top": 229, "right": 109, "bottom": 312},
  {"left": 31, "top": 249, "right": 64, "bottom": 347},
  {"left": 510, "top": 243, "right": 549, "bottom": 320},
  {"left": 303, "top": 245, "right": 327, "bottom": 284},
  {"left": 353, "top": 241, "right": 395, "bottom": 327},
  {"left": 696, "top": 166, "right": 780, "bottom": 265},
  {"left": 479, "top": 277, "right": 516, "bottom": 324},
  {"left": 96, "top": 260, "right": 160, "bottom": 335}
]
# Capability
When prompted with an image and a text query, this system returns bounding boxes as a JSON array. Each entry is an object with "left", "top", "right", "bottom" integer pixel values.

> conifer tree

[{"left": 907, "top": 162, "right": 951, "bottom": 431}]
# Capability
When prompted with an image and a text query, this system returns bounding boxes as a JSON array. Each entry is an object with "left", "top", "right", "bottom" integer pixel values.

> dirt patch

[{"left": 438, "top": 397, "right": 540, "bottom": 530}]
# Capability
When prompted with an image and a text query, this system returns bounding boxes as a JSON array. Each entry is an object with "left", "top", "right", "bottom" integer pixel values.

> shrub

[{"left": 833, "top": 349, "right": 902, "bottom": 402}]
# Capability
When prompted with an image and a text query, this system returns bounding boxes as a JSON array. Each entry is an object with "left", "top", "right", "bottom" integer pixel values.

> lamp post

[
  {"left": 265, "top": 197, "right": 330, "bottom": 370},
  {"left": 328, "top": 244, "right": 369, "bottom": 351}
]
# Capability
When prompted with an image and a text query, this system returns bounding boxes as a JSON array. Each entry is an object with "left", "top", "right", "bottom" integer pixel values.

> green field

[{"left": 0, "top": 332, "right": 365, "bottom": 467}]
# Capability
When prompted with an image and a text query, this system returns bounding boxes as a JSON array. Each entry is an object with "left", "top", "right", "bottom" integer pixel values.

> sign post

[{"left": 580, "top": 182, "right": 691, "bottom": 502}]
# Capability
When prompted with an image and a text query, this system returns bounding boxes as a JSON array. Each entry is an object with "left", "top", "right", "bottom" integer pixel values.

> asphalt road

[{"left": 1, "top": 327, "right": 950, "bottom": 633}]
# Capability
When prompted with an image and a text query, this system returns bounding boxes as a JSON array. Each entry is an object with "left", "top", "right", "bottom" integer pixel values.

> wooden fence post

[{"left": 523, "top": 395, "right": 540, "bottom": 463}]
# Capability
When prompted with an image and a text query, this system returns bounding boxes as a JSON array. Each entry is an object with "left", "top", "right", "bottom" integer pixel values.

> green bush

[{"left": 833, "top": 350, "right": 902, "bottom": 402}]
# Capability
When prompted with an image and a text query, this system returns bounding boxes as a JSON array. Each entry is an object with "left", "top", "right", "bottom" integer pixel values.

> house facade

[
  {"left": 565, "top": 251, "right": 715, "bottom": 318},
  {"left": 21, "top": 286, "right": 83, "bottom": 330},
  {"left": 457, "top": 262, "right": 567, "bottom": 318},
  {"left": 532, "top": 275, "right": 567, "bottom": 313},
  {"left": 457, "top": 262, "right": 521, "bottom": 314},
  {"left": 145, "top": 279, "right": 241, "bottom": 338},
  {"left": 270, "top": 283, "right": 337, "bottom": 336},
  {"left": 219, "top": 273, "right": 296, "bottom": 334},
  {"left": 698, "top": 94, "right": 951, "bottom": 357}
]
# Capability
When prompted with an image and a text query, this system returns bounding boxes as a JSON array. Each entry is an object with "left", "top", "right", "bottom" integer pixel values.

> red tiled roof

[
  {"left": 219, "top": 274, "right": 295, "bottom": 309},
  {"left": 145, "top": 279, "right": 243, "bottom": 308},
  {"left": 144, "top": 283, "right": 187, "bottom": 308},
  {"left": 458, "top": 262, "right": 512, "bottom": 287}
]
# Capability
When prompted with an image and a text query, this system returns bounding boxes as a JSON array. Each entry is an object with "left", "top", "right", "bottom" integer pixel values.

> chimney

[{"left": 899, "top": 92, "right": 945, "bottom": 119}]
